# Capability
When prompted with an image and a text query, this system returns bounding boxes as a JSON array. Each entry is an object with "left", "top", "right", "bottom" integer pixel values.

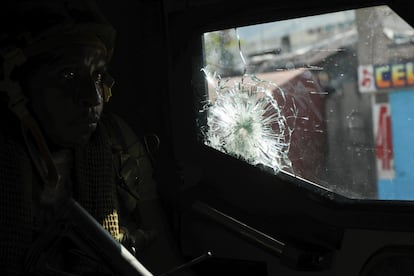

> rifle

[
  {"left": 25, "top": 196, "right": 154, "bottom": 276},
  {"left": 24, "top": 196, "right": 215, "bottom": 276}
]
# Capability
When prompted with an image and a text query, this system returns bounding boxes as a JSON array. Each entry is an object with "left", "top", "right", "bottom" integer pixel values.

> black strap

[
  {"left": 0, "top": 47, "right": 59, "bottom": 190},
  {"left": 101, "top": 113, "right": 140, "bottom": 202}
]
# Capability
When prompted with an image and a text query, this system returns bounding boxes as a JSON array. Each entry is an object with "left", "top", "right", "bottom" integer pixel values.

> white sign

[{"left": 358, "top": 65, "right": 375, "bottom": 92}]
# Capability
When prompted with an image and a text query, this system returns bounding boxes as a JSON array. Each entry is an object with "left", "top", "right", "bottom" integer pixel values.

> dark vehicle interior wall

[
  {"left": 99, "top": 0, "right": 181, "bottom": 215},
  {"left": 100, "top": 0, "right": 414, "bottom": 275}
]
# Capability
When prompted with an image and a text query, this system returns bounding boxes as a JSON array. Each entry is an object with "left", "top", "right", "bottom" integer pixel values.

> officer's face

[{"left": 26, "top": 45, "right": 107, "bottom": 148}]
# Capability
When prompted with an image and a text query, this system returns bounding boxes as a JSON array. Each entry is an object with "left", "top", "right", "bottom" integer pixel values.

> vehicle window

[{"left": 197, "top": 5, "right": 414, "bottom": 200}]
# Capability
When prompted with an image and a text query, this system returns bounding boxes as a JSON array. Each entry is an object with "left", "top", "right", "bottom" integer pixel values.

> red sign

[{"left": 374, "top": 103, "right": 394, "bottom": 179}]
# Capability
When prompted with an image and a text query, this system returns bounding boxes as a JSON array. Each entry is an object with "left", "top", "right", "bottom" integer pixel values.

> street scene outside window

[{"left": 198, "top": 5, "right": 414, "bottom": 200}]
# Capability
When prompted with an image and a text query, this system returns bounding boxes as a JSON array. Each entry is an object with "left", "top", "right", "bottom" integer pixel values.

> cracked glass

[{"left": 196, "top": 5, "right": 414, "bottom": 200}]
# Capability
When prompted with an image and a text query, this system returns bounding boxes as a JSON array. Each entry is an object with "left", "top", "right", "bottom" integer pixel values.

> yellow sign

[{"left": 358, "top": 62, "right": 414, "bottom": 92}]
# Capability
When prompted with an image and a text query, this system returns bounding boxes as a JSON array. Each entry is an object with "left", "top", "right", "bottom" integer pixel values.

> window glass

[{"left": 197, "top": 5, "right": 414, "bottom": 200}]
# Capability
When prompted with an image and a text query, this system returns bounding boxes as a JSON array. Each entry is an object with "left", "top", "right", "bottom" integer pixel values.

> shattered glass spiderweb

[{"left": 201, "top": 70, "right": 295, "bottom": 174}]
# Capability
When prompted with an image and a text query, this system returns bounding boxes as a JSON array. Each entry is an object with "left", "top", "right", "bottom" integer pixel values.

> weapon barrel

[{"left": 65, "top": 198, "right": 153, "bottom": 276}]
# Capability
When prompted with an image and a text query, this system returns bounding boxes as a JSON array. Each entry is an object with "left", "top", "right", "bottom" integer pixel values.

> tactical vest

[{"left": 0, "top": 112, "right": 152, "bottom": 275}]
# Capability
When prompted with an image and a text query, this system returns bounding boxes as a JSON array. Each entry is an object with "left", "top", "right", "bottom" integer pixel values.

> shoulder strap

[
  {"left": 101, "top": 112, "right": 140, "bottom": 202},
  {"left": 102, "top": 112, "right": 160, "bottom": 171},
  {"left": 101, "top": 112, "right": 128, "bottom": 154}
]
